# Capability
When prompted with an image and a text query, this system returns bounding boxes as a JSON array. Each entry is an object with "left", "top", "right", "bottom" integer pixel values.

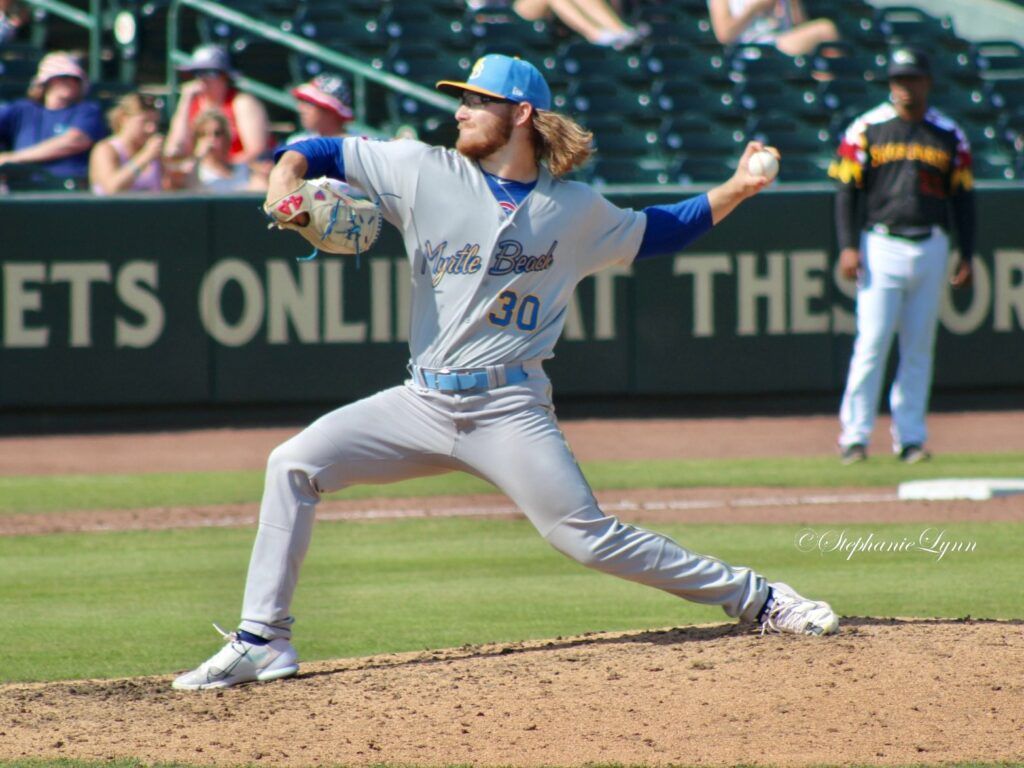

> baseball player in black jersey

[{"left": 829, "top": 47, "right": 975, "bottom": 465}]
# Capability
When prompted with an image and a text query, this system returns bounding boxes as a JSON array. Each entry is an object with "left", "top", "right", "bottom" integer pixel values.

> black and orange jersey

[{"left": 829, "top": 102, "right": 975, "bottom": 255}]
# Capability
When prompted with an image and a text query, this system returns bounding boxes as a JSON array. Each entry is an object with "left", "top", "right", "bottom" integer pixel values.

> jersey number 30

[{"left": 489, "top": 290, "right": 540, "bottom": 331}]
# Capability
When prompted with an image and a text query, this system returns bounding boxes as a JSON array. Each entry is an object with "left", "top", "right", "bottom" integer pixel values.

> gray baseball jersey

[
  {"left": 237, "top": 138, "right": 770, "bottom": 642},
  {"left": 343, "top": 138, "right": 645, "bottom": 368}
]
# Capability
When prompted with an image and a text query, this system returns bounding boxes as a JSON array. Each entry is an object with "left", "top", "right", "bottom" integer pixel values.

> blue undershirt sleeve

[
  {"left": 272, "top": 137, "right": 346, "bottom": 180},
  {"left": 636, "top": 194, "right": 714, "bottom": 260}
]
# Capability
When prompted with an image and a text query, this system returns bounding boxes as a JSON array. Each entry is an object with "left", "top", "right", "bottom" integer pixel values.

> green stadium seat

[
  {"left": 643, "top": 19, "right": 720, "bottom": 50},
  {"left": 229, "top": 37, "right": 292, "bottom": 90},
  {"left": 875, "top": 5, "right": 957, "bottom": 45},
  {"left": 652, "top": 80, "right": 742, "bottom": 126},
  {"left": 661, "top": 114, "right": 746, "bottom": 155},
  {"left": 674, "top": 155, "right": 738, "bottom": 184},
  {"left": 0, "top": 83, "right": 25, "bottom": 102},
  {"left": 0, "top": 162, "right": 87, "bottom": 192},
  {"left": 775, "top": 154, "right": 832, "bottom": 182},
  {"left": 817, "top": 77, "right": 889, "bottom": 114},
  {"left": 928, "top": 82, "right": 1000, "bottom": 123},
  {"left": 972, "top": 151, "right": 1018, "bottom": 180},
  {"left": 381, "top": 11, "right": 471, "bottom": 53},
  {"left": 590, "top": 123, "right": 662, "bottom": 159},
  {"left": 643, "top": 43, "right": 729, "bottom": 83},
  {"left": 746, "top": 112, "right": 831, "bottom": 155},
  {"left": 629, "top": 1, "right": 699, "bottom": 26},
  {"left": 974, "top": 40, "right": 1024, "bottom": 80},
  {"left": 558, "top": 43, "right": 648, "bottom": 87},
  {"left": 199, "top": 0, "right": 291, "bottom": 46},
  {"left": 566, "top": 81, "right": 660, "bottom": 128},
  {"left": 815, "top": 0, "right": 881, "bottom": 45},
  {"left": 421, "top": 0, "right": 469, "bottom": 13},
  {"left": 810, "top": 41, "right": 887, "bottom": 82},
  {"left": 991, "top": 78, "right": 1024, "bottom": 110},
  {"left": 959, "top": 119, "right": 1011, "bottom": 156},
  {"left": 729, "top": 43, "right": 812, "bottom": 82},
  {"left": 734, "top": 80, "right": 825, "bottom": 119},
  {"left": 294, "top": 18, "right": 387, "bottom": 60},
  {"left": 0, "top": 56, "right": 40, "bottom": 82},
  {"left": 591, "top": 156, "right": 674, "bottom": 187},
  {"left": 466, "top": 15, "right": 553, "bottom": 59},
  {"left": 386, "top": 44, "right": 471, "bottom": 89}
]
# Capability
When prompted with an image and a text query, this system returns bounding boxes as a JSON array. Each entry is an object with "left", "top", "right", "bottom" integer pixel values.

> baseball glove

[{"left": 264, "top": 180, "right": 382, "bottom": 256}]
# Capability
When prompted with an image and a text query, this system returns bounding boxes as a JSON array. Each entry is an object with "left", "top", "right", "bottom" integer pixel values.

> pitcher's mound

[{"left": 2, "top": 618, "right": 1022, "bottom": 767}]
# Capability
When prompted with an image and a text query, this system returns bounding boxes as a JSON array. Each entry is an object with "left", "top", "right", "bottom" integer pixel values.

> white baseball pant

[
  {"left": 239, "top": 372, "right": 769, "bottom": 640},
  {"left": 839, "top": 228, "right": 950, "bottom": 451}
]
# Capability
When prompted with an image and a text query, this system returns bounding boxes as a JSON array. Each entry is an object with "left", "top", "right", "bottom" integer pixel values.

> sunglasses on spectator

[
  {"left": 197, "top": 127, "right": 227, "bottom": 137},
  {"left": 193, "top": 69, "right": 224, "bottom": 79},
  {"left": 459, "top": 92, "right": 511, "bottom": 108}
]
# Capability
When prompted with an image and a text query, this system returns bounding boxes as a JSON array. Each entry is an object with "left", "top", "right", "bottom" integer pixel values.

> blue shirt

[{"left": 0, "top": 98, "right": 108, "bottom": 179}]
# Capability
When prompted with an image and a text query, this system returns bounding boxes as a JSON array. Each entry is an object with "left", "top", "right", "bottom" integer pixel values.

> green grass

[
  {"left": 1, "top": 517, "right": 1019, "bottom": 683},
  {"left": 2, "top": 452, "right": 1023, "bottom": 515}
]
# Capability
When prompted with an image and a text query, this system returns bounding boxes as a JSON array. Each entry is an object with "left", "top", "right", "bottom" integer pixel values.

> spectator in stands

[
  {"left": 174, "top": 109, "right": 266, "bottom": 193},
  {"left": 89, "top": 92, "right": 167, "bottom": 195},
  {"left": 285, "top": 73, "right": 354, "bottom": 144},
  {"left": 0, "top": 0, "right": 29, "bottom": 45},
  {"left": 165, "top": 44, "right": 270, "bottom": 166},
  {"left": 707, "top": 0, "right": 838, "bottom": 56},
  {"left": 468, "top": 0, "right": 642, "bottom": 48},
  {"left": 0, "top": 51, "right": 106, "bottom": 190}
]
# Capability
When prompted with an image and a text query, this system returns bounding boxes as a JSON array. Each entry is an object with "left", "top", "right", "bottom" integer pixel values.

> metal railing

[
  {"left": 21, "top": 0, "right": 102, "bottom": 80},
  {"left": 166, "top": 0, "right": 458, "bottom": 131}
]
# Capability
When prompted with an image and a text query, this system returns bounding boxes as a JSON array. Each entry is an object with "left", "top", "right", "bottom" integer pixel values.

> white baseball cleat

[
  {"left": 759, "top": 582, "right": 839, "bottom": 636},
  {"left": 172, "top": 624, "right": 299, "bottom": 690}
]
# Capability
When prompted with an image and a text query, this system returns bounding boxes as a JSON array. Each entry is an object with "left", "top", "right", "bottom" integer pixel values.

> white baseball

[{"left": 748, "top": 150, "right": 779, "bottom": 180}]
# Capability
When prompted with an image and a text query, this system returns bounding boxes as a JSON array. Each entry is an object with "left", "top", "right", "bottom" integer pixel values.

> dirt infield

[
  {"left": 2, "top": 620, "right": 1022, "bottom": 766},
  {"left": 4, "top": 410, "right": 1024, "bottom": 476},
  {"left": 2, "top": 411, "right": 1023, "bottom": 766}
]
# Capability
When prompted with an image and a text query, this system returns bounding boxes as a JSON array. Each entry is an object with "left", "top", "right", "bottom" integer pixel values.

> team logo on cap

[
  {"left": 471, "top": 58, "right": 486, "bottom": 79},
  {"left": 893, "top": 49, "right": 916, "bottom": 65}
]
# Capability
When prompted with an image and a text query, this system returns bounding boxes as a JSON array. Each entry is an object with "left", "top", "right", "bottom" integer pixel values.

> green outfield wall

[{"left": 1, "top": 185, "right": 1022, "bottom": 410}]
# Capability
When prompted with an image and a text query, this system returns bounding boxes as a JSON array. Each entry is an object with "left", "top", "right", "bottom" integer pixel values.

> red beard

[{"left": 456, "top": 111, "right": 514, "bottom": 160}]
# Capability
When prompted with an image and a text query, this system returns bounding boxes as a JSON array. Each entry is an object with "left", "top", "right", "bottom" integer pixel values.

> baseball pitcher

[{"left": 173, "top": 54, "right": 838, "bottom": 690}]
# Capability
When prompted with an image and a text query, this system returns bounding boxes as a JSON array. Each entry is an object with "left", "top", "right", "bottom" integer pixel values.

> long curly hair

[{"left": 530, "top": 109, "right": 593, "bottom": 178}]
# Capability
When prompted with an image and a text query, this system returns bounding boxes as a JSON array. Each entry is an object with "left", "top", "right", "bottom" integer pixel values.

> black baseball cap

[{"left": 887, "top": 47, "right": 931, "bottom": 78}]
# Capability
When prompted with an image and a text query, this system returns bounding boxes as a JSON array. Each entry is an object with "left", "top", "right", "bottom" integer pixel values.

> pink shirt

[{"left": 92, "top": 137, "right": 162, "bottom": 194}]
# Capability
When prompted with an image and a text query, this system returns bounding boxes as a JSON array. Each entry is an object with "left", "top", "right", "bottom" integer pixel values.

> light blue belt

[{"left": 416, "top": 364, "right": 529, "bottom": 393}]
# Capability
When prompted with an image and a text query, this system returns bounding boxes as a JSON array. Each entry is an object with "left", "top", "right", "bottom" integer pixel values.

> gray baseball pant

[{"left": 239, "top": 373, "right": 769, "bottom": 640}]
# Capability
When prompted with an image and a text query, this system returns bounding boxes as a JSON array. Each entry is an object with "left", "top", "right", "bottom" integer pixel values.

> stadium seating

[
  {"left": 12, "top": 0, "right": 1023, "bottom": 185},
  {"left": 728, "top": 43, "right": 813, "bottom": 82},
  {"left": 591, "top": 156, "right": 674, "bottom": 186},
  {"left": 674, "top": 155, "right": 738, "bottom": 184},
  {"left": 875, "top": 5, "right": 957, "bottom": 45},
  {"left": 974, "top": 40, "right": 1024, "bottom": 79}
]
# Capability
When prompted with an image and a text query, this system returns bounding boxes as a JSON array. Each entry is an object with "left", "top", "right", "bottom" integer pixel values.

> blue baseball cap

[{"left": 437, "top": 54, "right": 551, "bottom": 110}]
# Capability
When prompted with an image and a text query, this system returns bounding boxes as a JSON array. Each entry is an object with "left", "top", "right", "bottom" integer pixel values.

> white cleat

[
  {"left": 759, "top": 582, "right": 839, "bottom": 637},
  {"left": 172, "top": 624, "right": 299, "bottom": 690}
]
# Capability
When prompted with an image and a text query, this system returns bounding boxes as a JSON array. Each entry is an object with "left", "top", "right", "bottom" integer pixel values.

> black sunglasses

[{"left": 459, "top": 91, "right": 511, "bottom": 108}]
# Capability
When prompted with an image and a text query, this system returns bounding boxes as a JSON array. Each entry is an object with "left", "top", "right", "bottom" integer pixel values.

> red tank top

[{"left": 187, "top": 87, "right": 247, "bottom": 162}]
